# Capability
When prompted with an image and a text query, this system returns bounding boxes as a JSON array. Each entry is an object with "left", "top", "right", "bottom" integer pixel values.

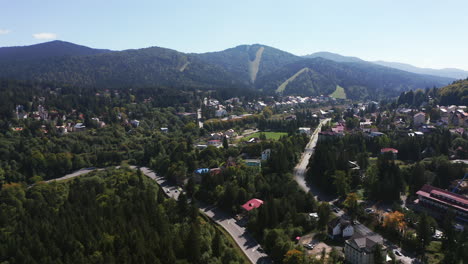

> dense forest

[
  {"left": 0, "top": 41, "right": 453, "bottom": 100},
  {"left": 0, "top": 168, "right": 247, "bottom": 264}
]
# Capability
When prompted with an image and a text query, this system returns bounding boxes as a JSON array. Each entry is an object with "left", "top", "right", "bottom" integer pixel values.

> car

[
  {"left": 365, "top": 208, "right": 375, "bottom": 214},
  {"left": 385, "top": 208, "right": 392, "bottom": 213},
  {"left": 257, "top": 247, "right": 265, "bottom": 253},
  {"left": 333, "top": 208, "right": 340, "bottom": 213},
  {"left": 166, "top": 189, "right": 170, "bottom": 193},
  {"left": 394, "top": 250, "right": 402, "bottom": 256},
  {"left": 303, "top": 243, "right": 314, "bottom": 250}
]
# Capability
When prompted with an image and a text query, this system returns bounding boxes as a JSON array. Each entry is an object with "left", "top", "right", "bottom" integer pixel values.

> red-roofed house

[
  {"left": 242, "top": 199, "right": 264, "bottom": 212},
  {"left": 416, "top": 184, "right": 468, "bottom": 223},
  {"left": 380, "top": 148, "right": 398, "bottom": 159}
]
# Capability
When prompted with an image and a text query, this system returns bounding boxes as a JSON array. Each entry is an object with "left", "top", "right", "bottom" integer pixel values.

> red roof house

[{"left": 242, "top": 199, "right": 264, "bottom": 211}]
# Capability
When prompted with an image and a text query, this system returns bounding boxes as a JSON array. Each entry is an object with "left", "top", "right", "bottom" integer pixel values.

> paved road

[
  {"left": 139, "top": 167, "right": 271, "bottom": 264},
  {"left": 45, "top": 167, "right": 103, "bottom": 183},
  {"left": 293, "top": 118, "right": 330, "bottom": 195},
  {"left": 197, "top": 108, "right": 203, "bottom": 128}
]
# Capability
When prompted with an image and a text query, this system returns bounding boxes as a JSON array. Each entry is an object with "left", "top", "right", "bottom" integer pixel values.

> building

[
  {"left": 215, "top": 109, "right": 228, "bottom": 117},
  {"left": 242, "top": 198, "right": 264, "bottom": 212},
  {"left": 328, "top": 217, "right": 354, "bottom": 239},
  {"left": 207, "top": 140, "right": 221, "bottom": 147},
  {"left": 298, "top": 127, "right": 312, "bottom": 136},
  {"left": 160, "top": 127, "right": 168, "bottom": 133},
  {"left": 414, "top": 112, "right": 426, "bottom": 127},
  {"left": 261, "top": 149, "right": 271, "bottom": 161},
  {"left": 130, "top": 119, "right": 140, "bottom": 127},
  {"left": 344, "top": 234, "right": 385, "bottom": 264},
  {"left": 380, "top": 148, "right": 398, "bottom": 159},
  {"left": 193, "top": 168, "right": 210, "bottom": 183},
  {"left": 416, "top": 184, "right": 468, "bottom": 223},
  {"left": 244, "top": 159, "right": 261, "bottom": 168}
]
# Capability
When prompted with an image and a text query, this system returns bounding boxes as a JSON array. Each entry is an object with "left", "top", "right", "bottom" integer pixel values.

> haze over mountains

[
  {"left": 304, "top": 51, "right": 468, "bottom": 79},
  {"left": 0, "top": 40, "right": 461, "bottom": 100}
]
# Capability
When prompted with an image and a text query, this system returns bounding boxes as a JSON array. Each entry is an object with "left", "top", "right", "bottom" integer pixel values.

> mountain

[
  {"left": 256, "top": 57, "right": 454, "bottom": 99},
  {"left": 304, "top": 51, "right": 468, "bottom": 80},
  {"left": 0, "top": 41, "right": 456, "bottom": 99},
  {"left": 195, "top": 44, "right": 301, "bottom": 84},
  {"left": 0, "top": 40, "right": 112, "bottom": 62},
  {"left": 303, "top": 51, "right": 365, "bottom": 63},
  {"left": 373, "top": 61, "right": 468, "bottom": 80},
  {"left": 0, "top": 44, "right": 244, "bottom": 89},
  {"left": 438, "top": 79, "right": 468, "bottom": 105}
]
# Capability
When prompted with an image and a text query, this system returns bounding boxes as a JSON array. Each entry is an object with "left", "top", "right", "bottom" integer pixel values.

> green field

[
  {"left": 330, "top": 85, "right": 347, "bottom": 99},
  {"left": 243, "top": 131, "right": 287, "bottom": 141}
]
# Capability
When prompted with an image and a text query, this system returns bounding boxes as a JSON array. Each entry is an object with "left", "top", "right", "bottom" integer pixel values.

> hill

[
  {"left": 374, "top": 61, "right": 468, "bottom": 80},
  {"left": 195, "top": 44, "right": 301, "bottom": 84},
  {"left": 0, "top": 168, "right": 247, "bottom": 263},
  {"left": 303, "top": 51, "right": 365, "bottom": 63},
  {"left": 0, "top": 45, "right": 244, "bottom": 89},
  {"left": 0, "top": 41, "right": 456, "bottom": 99},
  {"left": 438, "top": 79, "right": 468, "bottom": 105},
  {"left": 256, "top": 57, "right": 454, "bottom": 99},
  {"left": 0, "top": 40, "right": 112, "bottom": 62}
]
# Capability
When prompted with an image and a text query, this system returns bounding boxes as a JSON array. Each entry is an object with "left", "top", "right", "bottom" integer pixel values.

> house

[
  {"left": 74, "top": 123, "right": 86, "bottom": 132},
  {"left": 369, "top": 131, "right": 385, "bottom": 137},
  {"left": 242, "top": 198, "right": 264, "bottom": 212},
  {"left": 449, "top": 179, "right": 468, "bottom": 195},
  {"left": 261, "top": 149, "right": 271, "bottom": 161},
  {"left": 130, "top": 119, "right": 140, "bottom": 127},
  {"left": 381, "top": 148, "right": 398, "bottom": 159},
  {"left": 413, "top": 112, "right": 426, "bottom": 127},
  {"left": 160, "top": 127, "right": 169, "bottom": 133},
  {"left": 193, "top": 168, "right": 210, "bottom": 183},
  {"left": 344, "top": 234, "right": 385, "bottom": 264},
  {"left": 215, "top": 109, "right": 228, "bottom": 117},
  {"left": 328, "top": 217, "right": 354, "bottom": 239},
  {"left": 416, "top": 184, "right": 468, "bottom": 223},
  {"left": 298, "top": 127, "right": 312, "bottom": 136},
  {"left": 207, "top": 140, "right": 221, "bottom": 147}
]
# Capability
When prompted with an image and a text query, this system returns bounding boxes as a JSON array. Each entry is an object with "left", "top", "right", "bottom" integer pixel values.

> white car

[{"left": 394, "top": 250, "right": 402, "bottom": 256}]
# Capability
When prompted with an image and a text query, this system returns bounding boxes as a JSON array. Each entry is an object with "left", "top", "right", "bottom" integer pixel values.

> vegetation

[
  {"left": 0, "top": 168, "right": 247, "bottom": 263},
  {"left": 438, "top": 79, "right": 468, "bottom": 106},
  {"left": 329, "top": 85, "right": 347, "bottom": 99},
  {"left": 242, "top": 131, "right": 288, "bottom": 141}
]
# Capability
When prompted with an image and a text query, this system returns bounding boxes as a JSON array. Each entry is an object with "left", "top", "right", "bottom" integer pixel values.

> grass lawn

[
  {"left": 243, "top": 131, "right": 288, "bottom": 141},
  {"left": 426, "top": 241, "right": 444, "bottom": 264},
  {"left": 329, "top": 85, "right": 347, "bottom": 99}
]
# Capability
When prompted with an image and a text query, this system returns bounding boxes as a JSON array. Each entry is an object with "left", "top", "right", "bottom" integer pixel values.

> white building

[{"left": 298, "top": 127, "right": 312, "bottom": 136}]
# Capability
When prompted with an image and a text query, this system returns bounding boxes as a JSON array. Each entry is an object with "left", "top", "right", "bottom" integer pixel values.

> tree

[
  {"left": 318, "top": 202, "right": 331, "bottom": 231},
  {"left": 373, "top": 244, "right": 385, "bottom": 264},
  {"left": 222, "top": 136, "right": 229, "bottom": 149},
  {"left": 383, "top": 211, "right": 406, "bottom": 236},
  {"left": 283, "top": 249, "right": 305, "bottom": 264},
  {"left": 333, "top": 170, "right": 350, "bottom": 197},
  {"left": 343, "top": 193, "right": 359, "bottom": 220}
]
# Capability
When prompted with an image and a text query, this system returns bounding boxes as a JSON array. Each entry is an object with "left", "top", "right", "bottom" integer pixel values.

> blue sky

[{"left": 1, "top": 0, "right": 468, "bottom": 70}]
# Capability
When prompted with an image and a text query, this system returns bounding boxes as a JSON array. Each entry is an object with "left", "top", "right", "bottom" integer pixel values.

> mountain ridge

[{"left": 0, "top": 41, "right": 456, "bottom": 100}]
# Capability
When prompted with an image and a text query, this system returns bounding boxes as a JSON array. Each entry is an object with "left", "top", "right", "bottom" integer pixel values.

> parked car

[
  {"left": 365, "top": 208, "right": 375, "bottom": 214},
  {"left": 394, "top": 250, "right": 402, "bottom": 256},
  {"left": 303, "top": 243, "right": 315, "bottom": 250}
]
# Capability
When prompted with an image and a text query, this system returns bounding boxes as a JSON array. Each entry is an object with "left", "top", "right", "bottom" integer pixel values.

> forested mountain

[
  {"left": 303, "top": 51, "right": 365, "bottom": 63},
  {"left": 256, "top": 57, "right": 453, "bottom": 99},
  {"left": 374, "top": 61, "right": 468, "bottom": 80},
  {"left": 304, "top": 51, "right": 468, "bottom": 80},
  {"left": 0, "top": 168, "right": 246, "bottom": 263},
  {"left": 0, "top": 41, "right": 455, "bottom": 99},
  {"left": 195, "top": 44, "right": 301, "bottom": 83},
  {"left": 438, "top": 78, "right": 468, "bottom": 105},
  {"left": 0, "top": 40, "right": 112, "bottom": 62},
  {"left": 0, "top": 45, "right": 244, "bottom": 89}
]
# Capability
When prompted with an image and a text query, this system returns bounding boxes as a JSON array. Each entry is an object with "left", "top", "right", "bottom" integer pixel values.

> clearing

[
  {"left": 276, "top": 67, "right": 309, "bottom": 93},
  {"left": 329, "top": 85, "right": 347, "bottom": 99},
  {"left": 242, "top": 131, "right": 287, "bottom": 141}
]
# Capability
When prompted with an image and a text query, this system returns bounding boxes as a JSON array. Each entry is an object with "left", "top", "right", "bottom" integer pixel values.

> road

[
  {"left": 197, "top": 108, "right": 203, "bottom": 128},
  {"left": 138, "top": 167, "right": 270, "bottom": 264},
  {"left": 46, "top": 166, "right": 270, "bottom": 264},
  {"left": 293, "top": 118, "right": 330, "bottom": 196},
  {"left": 292, "top": 119, "right": 415, "bottom": 264}
]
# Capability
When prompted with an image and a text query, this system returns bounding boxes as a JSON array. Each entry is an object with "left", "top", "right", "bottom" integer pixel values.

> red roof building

[
  {"left": 242, "top": 199, "right": 264, "bottom": 212},
  {"left": 380, "top": 148, "right": 398, "bottom": 154},
  {"left": 416, "top": 184, "right": 468, "bottom": 223}
]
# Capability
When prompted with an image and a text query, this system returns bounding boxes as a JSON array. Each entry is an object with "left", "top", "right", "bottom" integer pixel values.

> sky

[{"left": 1, "top": 0, "right": 468, "bottom": 70}]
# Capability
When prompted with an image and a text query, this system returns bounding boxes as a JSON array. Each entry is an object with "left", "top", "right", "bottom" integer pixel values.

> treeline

[
  {"left": 0, "top": 168, "right": 246, "bottom": 264},
  {"left": 307, "top": 132, "right": 466, "bottom": 201}
]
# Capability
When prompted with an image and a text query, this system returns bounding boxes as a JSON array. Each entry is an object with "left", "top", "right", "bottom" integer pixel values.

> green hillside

[{"left": 438, "top": 79, "right": 468, "bottom": 105}]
